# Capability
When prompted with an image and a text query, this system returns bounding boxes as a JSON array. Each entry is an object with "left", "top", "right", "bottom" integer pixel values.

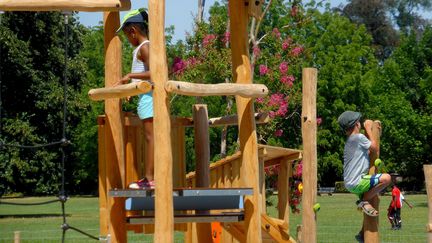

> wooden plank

[
  {"left": 208, "top": 112, "right": 269, "bottom": 127},
  {"left": 278, "top": 157, "right": 290, "bottom": 224},
  {"left": 230, "top": 0, "right": 262, "bottom": 241},
  {"left": 88, "top": 81, "right": 152, "bottom": 101},
  {"left": 193, "top": 104, "right": 210, "bottom": 188},
  {"left": 301, "top": 68, "right": 318, "bottom": 243},
  {"left": 97, "top": 120, "right": 108, "bottom": 236},
  {"left": 103, "top": 11, "right": 126, "bottom": 243},
  {"left": 425, "top": 165, "right": 432, "bottom": 243},
  {"left": 259, "top": 144, "right": 302, "bottom": 162},
  {"left": 165, "top": 81, "right": 268, "bottom": 98},
  {"left": 222, "top": 164, "right": 234, "bottom": 243},
  {"left": 364, "top": 121, "right": 381, "bottom": 243},
  {"left": 148, "top": 0, "right": 174, "bottom": 241},
  {"left": 259, "top": 156, "right": 266, "bottom": 213},
  {"left": 0, "top": 0, "right": 130, "bottom": 11}
]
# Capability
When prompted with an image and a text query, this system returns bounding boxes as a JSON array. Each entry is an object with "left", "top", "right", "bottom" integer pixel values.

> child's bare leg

[
  {"left": 143, "top": 118, "right": 154, "bottom": 181},
  {"left": 363, "top": 173, "right": 391, "bottom": 201}
]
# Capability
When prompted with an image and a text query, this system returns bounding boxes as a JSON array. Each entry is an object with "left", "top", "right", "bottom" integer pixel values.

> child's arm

[{"left": 363, "top": 119, "right": 379, "bottom": 155}]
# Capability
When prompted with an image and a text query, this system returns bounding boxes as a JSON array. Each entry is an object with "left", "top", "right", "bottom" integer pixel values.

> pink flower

[
  {"left": 269, "top": 111, "right": 276, "bottom": 118},
  {"left": 172, "top": 57, "right": 186, "bottom": 74},
  {"left": 256, "top": 97, "right": 264, "bottom": 103},
  {"left": 291, "top": 46, "right": 303, "bottom": 57},
  {"left": 279, "top": 62, "right": 289, "bottom": 74},
  {"left": 317, "top": 117, "right": 322, "bottom": 125},
  {"left": 281, "top": 75, "right": 295, "bottom": 87},
  {"left": 222, "top": 31, "right": 230, "bottom": 44},
  {"left": 202, "top": 34, "right": 216, "bottom": 47},
  {"left": 253, "top": 45, "right": 261, "bottom": 57},
  {"left": 272, "top": 28, "right": 281, "bottom": 38},
  {"left": 282, "top": 42, "right": 289, "bottom": 50},
  {"left": 268, "top": 93, "right": 284, "bottom": 106},
  {"left": 274, "top": 129, "right": 283, "bottom": 137},
  {"left": 259, "top": 64, "right": 269, "bottom": 76},
  {"left": 276, "top": 101, "right": 288, "bottom": 116}
]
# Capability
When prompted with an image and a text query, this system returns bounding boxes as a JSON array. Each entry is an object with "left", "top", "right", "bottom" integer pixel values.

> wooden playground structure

[
  {"left": 4, "top": 1, "right": 431, "bottom": 243},
  {"left": 0, "top": 0, "right": 318, "bottom": 242}
]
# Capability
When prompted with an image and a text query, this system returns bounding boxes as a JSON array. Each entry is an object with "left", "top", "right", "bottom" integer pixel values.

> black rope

[{"left": 0, "top": 12, "right": 100, "bottom": 242}]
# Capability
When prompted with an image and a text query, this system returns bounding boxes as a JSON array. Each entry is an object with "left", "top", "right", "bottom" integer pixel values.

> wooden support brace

[
  {"left": 0, "top": 0, "right": 130, "bottom": 12},
  {"left": 261, "top": 214, "right": 292, "bottom": 242},
  {"left": 223, "top": 222, "right": 246, "bottom": 243},
  {"left": 165, "top": 81, "right": 268, "bottom": 98},
  {"left": 88, "top": 81, "right": 152, "bottom": 101}
]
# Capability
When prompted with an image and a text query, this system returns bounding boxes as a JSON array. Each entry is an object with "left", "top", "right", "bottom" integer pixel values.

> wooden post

[
  {"left": 97, "top": 118, "right": 108, "bottom": 237},
  {"left": 103, "top": 11, "right": 126, "bottom": 243},
  {"left": 193, "top": 104, "right": 210, "bottom": 188},
  {"left": 148, "top": 0, "right": 174, "bottom": 242},
  {"left": 193, "top": 104, "right": 213, "bottom": 242},
  {"left": 14, "top": 231, "right": 20, "bottom": 243},
  {"left": 364, "top": 121, "right": 381, "bottom": 243},
  {"left": 301, "top": 68, "right": 318, "bottom": 243},
  {"left": 229, "top": 0, "right": 262, "bottom": 241},
  {"left": 278, "top": 157, "right": 291, "bottom": 224},
  {"left": 424, "top": 165, "right": 432, "bottom": 243}
]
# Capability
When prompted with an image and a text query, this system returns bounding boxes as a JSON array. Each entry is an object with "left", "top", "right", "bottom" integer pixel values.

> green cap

[
  {"left": 116, "top": 8, "right": 148, "bottom": 33},
  {"left": 337, "top": 111, "right": 362, "bottom": 131}
]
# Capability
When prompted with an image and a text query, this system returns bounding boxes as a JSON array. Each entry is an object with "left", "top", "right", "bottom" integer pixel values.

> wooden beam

[
  {"left": 0, "top": 0, "right": 130, "bottom": 12},
  {"left": 261, "top": 214, "right": 292, "bottom": 242},
  {"left": 148, "top": 0, "right": 174, "bottom": 242},
  {"left": 278, "top": 157, "right": 291, "bottom": 224},
  {"left": 165, "top": 81, "right": 268, "bottom": 98},
  {"left": 223, "top": 223, "right": 246, "bottom": 243},
  {"left": 301, "top": 68, "right": 318, "bottom": 243},
  {"left": 88, "top": 81, "right": 152, "bottom": 101},
  {"left": 230, "top": 0, "right": 262, "bottom": 241},
  {"left": 208, "top": 112, "right": 269, "bottom": 127},
  {"left": 424, "top": 164, "right": 432, "bottom": 243},
  {"left": 364, "top": 121, "right": 381, "bottom": 243},
  {"left": 103, "top": 11, "right": 126, "bottom": 243}
]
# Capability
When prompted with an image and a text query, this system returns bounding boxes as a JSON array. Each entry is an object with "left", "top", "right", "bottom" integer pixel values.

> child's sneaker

[{"left": 129, "top": 178, "right": 155, "bottom": 189}]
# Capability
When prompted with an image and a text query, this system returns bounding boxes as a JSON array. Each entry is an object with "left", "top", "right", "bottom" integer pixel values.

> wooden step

[{"left": 127, "top": 212, "right": 245, "bottom": 224}]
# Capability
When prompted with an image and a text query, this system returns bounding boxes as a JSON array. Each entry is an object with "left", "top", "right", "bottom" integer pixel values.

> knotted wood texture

[{"left": 0, "top": 0, "right": 130, "bottom": 11}]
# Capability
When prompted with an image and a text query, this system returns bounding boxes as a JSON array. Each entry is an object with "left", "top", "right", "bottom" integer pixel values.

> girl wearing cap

[
  {"left": 338, "top": 111, "right": 391, "bottom": 241},
  {"left": 117, "top": 8, "right": 155, "bottom": 189}
]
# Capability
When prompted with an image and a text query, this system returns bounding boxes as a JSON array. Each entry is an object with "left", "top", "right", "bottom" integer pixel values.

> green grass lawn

[{"left": 0, "top": 193, "right": 428, "bottom": 242}]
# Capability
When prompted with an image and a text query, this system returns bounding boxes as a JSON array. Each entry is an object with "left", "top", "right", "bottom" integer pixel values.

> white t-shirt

[{"left": 343, "top": 133, "right": 371, "bottom": 189}]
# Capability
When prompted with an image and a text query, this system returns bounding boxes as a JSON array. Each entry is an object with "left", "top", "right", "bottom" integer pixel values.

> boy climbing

[{"left": 338, "top": 111, "right": 391, "bottom": 241}]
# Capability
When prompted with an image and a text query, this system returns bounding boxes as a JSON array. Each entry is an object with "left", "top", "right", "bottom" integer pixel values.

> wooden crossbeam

[
  {"left": 261, "top": 214, "right": 294, "bottom": 243},
  {"left": 88, "top": 81, "right": 152, "bottom": 101},
  {"left": 0, "top": 0, "right": 130, "bottom": 12},
  {"left": 165, "top": 81, "right": 268, "bottom": 98}
]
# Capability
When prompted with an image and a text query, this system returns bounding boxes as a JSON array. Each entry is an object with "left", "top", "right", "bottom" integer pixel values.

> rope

[{"left": 0, "top": 12, "right": 100, "bottom": 242}]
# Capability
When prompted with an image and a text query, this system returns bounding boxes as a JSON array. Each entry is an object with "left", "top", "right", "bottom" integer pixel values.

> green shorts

[{"left": 348, "top": 174, "right": 382, "bottom": 199}]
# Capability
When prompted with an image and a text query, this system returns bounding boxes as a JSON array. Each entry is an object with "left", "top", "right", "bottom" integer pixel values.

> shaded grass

[{"left": 0, "top": 193, "right": 428, "bottom": 242}]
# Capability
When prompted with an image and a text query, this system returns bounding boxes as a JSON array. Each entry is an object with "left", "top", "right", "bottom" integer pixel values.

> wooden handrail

[
  {"left": 0, "top": 0, "right": 130, "bottom": 11},
  {"left": 165, "top": 81, "right": 268, "bottom": 98},
  {"left": 88, "top": 81, "right": 152, "bottom": 101}
]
